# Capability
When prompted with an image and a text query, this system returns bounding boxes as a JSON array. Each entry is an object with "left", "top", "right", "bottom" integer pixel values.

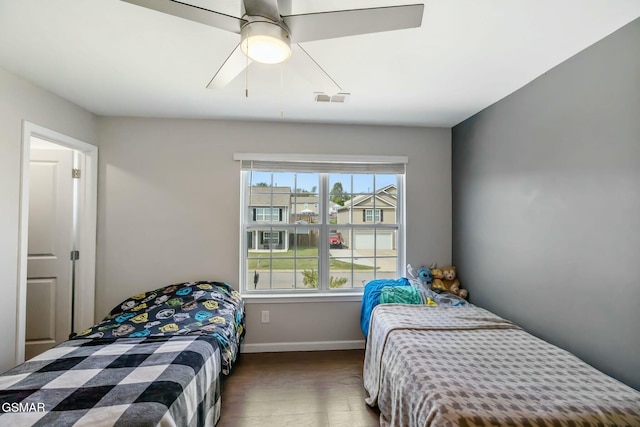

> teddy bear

[
  {"left": 440, "top": 266, "right": 468, "bottom": 299},
  {"left": 430, "top": 267, "right": 447, "bottom": 292},
  {"left": 417, "top": 265, "right": 433, "bottom": 284}
]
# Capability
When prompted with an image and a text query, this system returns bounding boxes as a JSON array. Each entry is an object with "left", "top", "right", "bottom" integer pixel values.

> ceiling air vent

[
  {"left": 314, "top": 93, "right": 331, "bottom": 102},
  {"left": 314, "top": 92, "right": 350, "bottom": 103}
]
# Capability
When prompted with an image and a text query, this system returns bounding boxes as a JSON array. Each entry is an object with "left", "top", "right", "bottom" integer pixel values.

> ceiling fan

[{"left": 122, "top": 0, "right": 424, "bottom": 94}]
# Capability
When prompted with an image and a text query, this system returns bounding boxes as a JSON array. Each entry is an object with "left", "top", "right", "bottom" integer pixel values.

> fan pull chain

[
  {"left": 280, "top": 63, "right": 284, "bottom": 118},
  {"left": 245, "top": 32, "right": 249, "bottom": 98}
]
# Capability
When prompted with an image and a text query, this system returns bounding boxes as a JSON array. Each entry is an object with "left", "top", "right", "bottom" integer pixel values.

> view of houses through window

[{"left": 242, "top": 170, "right": 402, "bottom": 292}]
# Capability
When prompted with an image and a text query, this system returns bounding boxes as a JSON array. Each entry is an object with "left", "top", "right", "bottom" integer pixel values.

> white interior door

[{"left": 25, "top": 148, "right": 74, "bottom": 360}]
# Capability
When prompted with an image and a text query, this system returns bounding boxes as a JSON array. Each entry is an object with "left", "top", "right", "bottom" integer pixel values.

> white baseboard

[{"left": 240, "top": 340, "right": 365, "bottom": 353}]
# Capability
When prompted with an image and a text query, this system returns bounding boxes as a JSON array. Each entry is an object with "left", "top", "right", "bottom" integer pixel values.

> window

[
  {"left": 254, "top": 208, "right": 281, "bottom": 222},
  {"left": 364, "top": 209, "right": 382, "bottom": 223},
  {"left": 261, "top": 232, "right": 280, "bottom": 244},
  {"left": 237, "top": 154, "right": 406, "bottom": 295}
]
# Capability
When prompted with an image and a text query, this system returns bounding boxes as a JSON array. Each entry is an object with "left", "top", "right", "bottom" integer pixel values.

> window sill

[{"left": 242, "top": 292, "right": 363, "bottom": 304}]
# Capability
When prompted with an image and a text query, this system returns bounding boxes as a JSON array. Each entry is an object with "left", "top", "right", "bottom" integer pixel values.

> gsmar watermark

[{"left": 1, "top": 402, "right": 46, "bottom": 413}]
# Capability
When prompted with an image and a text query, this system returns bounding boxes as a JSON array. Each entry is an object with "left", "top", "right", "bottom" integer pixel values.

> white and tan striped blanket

[{"left": 364, "top": 304, "right": 640, "bottom": 426}]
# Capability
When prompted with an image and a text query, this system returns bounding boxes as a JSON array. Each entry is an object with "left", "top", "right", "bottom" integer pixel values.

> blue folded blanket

[{"left": 360, "top": 278, "right": 409, "bottom": 338}]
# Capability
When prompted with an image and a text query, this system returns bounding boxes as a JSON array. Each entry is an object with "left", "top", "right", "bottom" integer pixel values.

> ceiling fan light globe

[
  {"left": 241, "top": 35, "right": 291, "bottom": 64},
  {"left": 240, "top": 20, "right": 291, "bottom": 65}
]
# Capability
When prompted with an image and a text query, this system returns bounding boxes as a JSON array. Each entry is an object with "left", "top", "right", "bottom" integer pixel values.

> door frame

[{"left": 16, "top": 121, "right": 98, "bottom": 364}]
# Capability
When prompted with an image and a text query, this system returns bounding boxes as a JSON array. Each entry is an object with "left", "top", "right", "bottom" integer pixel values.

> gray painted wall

[
  {"left": 96, "top": 117, "right": 451, "bottom": 346},
  {"left": 0, "top": 67, "right": 96, "bottom": 372},
  {"left": 452, "top": 19, "right": 640, "bottom": 390}
]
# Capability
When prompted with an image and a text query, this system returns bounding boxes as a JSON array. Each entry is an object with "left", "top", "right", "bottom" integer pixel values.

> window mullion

[
  {"left": 350, "top": 174, "right": 354, "bottom": 287},
  {"left": 373, "top": 174, "right": 377, "bottom": 278},
  {"left": 319, "top": 174, "right": 329, "bottom": 291},
  {"left": 293, "top": 174, "right": 297, "bottom": 288},
  {"left": 269, "top": 173, "right": 274, "bottom": 290},
  {"left": 241, "top": 171, "right": 248, "bottom": 292},
  {"left": 396, "top": 174, "right": 405, "bottom": 276}
]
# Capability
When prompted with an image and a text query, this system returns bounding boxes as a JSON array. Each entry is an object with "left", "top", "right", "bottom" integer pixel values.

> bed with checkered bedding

[
  {"left": 74, "top": 281, "right": 245, "bottom": 376},
  {"left": 0, "top": 280, "right": 245, "bottom": 426},
  {"left": 0, "top": 335, "right": 221, "bottom": 426}
]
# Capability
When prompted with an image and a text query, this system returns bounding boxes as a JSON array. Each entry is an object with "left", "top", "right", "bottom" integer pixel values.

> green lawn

[{"left": 247, "top": 247, "right": 375, "bottom": 270}]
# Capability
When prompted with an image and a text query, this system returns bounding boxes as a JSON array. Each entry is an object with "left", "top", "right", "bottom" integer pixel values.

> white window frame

[{"left": 236, "top": 153, "right": 407, "bottom": 300}]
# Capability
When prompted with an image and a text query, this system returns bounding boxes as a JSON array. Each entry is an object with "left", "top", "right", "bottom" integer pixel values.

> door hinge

[
  {"left": 70, "top": 250, "right": 80, "bottom": 261},
  {"left": 72, "top": 169, "right": 81, "bottom": 179}
]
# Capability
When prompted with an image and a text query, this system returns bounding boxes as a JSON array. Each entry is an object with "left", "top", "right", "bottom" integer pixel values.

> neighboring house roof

[
  {"left": 291, "top": 195, "right": 319, "bottom": 204},
  {"left": 338, "top": 184, "right": 397, "bottom": 211},
  {"left": 249, "top": 186, "right": 291, "bottom": 207},
  {"left": 292, "top": 195, "right": 319, "bottom": 215}
]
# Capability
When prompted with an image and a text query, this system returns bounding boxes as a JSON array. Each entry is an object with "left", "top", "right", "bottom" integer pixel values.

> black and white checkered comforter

[{"left": 0, "top": 335, "right": 221, "bottom": 426}]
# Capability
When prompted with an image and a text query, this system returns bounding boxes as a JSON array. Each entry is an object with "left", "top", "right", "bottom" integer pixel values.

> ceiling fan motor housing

[{"left": 240, "top": 19, "right": 291, "bottom": 64}]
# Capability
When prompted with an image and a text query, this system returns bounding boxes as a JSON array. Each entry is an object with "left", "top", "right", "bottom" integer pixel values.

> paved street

[
  {"left": 329, "top": 249, "right": 397, "bottom": 271},
  {"left": 249, "top": 249, "right": 398, "bottom": 289}
]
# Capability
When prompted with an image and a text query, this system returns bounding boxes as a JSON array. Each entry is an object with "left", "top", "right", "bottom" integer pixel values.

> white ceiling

[{"left": 1, "top": 0, "right": 639, "bottom": 127}]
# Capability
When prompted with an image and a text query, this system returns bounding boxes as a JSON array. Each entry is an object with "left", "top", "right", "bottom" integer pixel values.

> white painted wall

[
  {"left": 96, "top": 117, "right": 451, "bottom": 346},
  {"left": 0, "top": 67, "right": 96, "bottom": 372},
  {"left": 0, "top": 65, "right": 450, "bottom": 363}
]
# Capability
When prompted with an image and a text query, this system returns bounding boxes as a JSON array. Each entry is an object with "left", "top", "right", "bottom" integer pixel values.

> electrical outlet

[{"left": 261, "top": 310, "right": 270, "bottom": 323}]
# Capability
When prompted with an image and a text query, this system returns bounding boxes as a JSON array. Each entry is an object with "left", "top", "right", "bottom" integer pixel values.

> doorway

[{"left": 17, "top": 122, "right": 98, "bottom": 363}]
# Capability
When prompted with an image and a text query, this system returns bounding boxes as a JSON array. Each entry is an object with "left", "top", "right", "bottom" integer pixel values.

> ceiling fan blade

[
  {"left": 122, "top": 0, "right": 245, "bottom": 34},
  {"left": 289, "top": 44, "right": 342, "bottom": 94},
  {"left": 283, "top": 4, "right": 424, "bottom": 43},
  {"left": 207, "top": 44, "right": 251, "bottom": 89}
]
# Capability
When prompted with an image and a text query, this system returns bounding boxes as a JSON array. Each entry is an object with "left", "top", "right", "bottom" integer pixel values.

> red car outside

[{"left": 329, "top": 232, "right": 344, "bottom": 249}]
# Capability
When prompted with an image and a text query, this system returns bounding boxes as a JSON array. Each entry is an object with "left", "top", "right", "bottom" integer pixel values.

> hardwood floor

[{"left": 218, "top": 350, "right": 380, "bottom": 427}]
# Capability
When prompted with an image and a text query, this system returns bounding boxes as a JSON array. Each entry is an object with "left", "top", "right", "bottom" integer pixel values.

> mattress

[
  {"left": 74, "top": 281, "right": 245, "bottom": 375},
  {"left": 364, "top": 304, "right": 640, "bottom": 426},
  {"left": 0, "top": 335, "right": 221, "bottom": 426},
  {"left": 0, "top": 280, "right": 246, "bottom": 426}
]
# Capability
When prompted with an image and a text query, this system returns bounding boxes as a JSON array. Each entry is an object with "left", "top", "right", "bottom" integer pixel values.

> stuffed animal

[
  {"left": 430, "top": 267, "right": 447, "bottom": 292},
  {"left": 417, "top": 266, "right": 433, "bottom": 284},
  {"left": 441, "top": 266, "right": 468, "bottom": 299}
]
